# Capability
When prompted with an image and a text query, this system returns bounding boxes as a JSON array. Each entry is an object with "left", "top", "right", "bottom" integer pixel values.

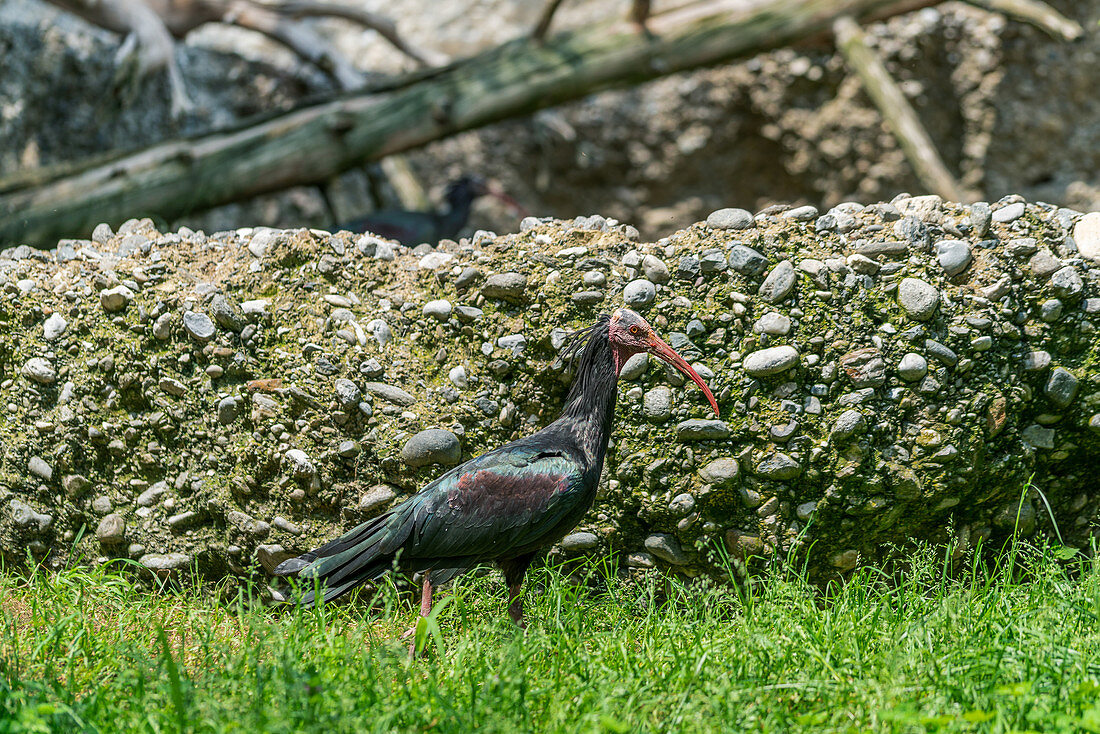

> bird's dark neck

[
  {"left": 435, "top": 190, "right": 476, "bottom": 240},
  {"left": 556, "top": 329, "right": 618, "bottom": 470}
]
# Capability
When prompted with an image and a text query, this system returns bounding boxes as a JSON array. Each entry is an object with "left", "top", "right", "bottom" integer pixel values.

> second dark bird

[
  {"left": 341, "top": 175, "right": 522, "bottom": 246},
  {"left": 275, "top": 308, "right": 719, "bottom": 637}
]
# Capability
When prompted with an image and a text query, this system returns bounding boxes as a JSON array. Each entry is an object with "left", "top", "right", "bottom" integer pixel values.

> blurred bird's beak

[
  {"left": 647, "top": 335, "right": 720, "bottom": 416},
  {"left": 486, "top": 182, "right": 528, "bottom": 218}
]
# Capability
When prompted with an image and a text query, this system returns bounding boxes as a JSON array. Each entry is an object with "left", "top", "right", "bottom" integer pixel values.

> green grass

[{"left": 2, "top": 543, "right": 1100, "bottom": 733}]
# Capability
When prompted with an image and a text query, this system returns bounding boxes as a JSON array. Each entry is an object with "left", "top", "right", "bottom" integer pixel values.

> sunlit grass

[{"left": 2, "top": 540, "right": 1099, "bottom": 733}]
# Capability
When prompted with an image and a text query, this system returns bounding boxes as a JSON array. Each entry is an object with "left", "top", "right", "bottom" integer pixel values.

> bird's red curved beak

[{"left": 647, "top": 335, "right": 720, "bottom": 416}]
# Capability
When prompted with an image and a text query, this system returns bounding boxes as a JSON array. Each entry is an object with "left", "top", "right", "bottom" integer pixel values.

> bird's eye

[{"left": 629, "top": 325, "right": 639, "bottom": 335}]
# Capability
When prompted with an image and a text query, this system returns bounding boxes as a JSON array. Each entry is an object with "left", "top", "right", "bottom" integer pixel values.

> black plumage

[
  {"left": 341, "top": 176, "right": 516, "bottom": 246},
  {"left": 275, "top": 308, "right": 718, "bottom": 632}
]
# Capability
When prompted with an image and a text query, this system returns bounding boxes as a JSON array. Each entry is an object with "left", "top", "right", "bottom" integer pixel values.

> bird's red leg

[
  {"left": 507, "top": 583, "right": 525, "bottom": 628},
  {"left": 501, "top": 553, "right": 535, "bottom": 629},
  {"left": 401, "top": 573, "right": 433, "bottom": 653}
]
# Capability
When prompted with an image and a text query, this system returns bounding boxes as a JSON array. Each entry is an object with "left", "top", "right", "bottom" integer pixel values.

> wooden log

[
  {"left": 1, "top": 0, "right": 938, "bottom": 247},
  {"left": 833, "top": 14, "right": 967, "bottom": 203}
]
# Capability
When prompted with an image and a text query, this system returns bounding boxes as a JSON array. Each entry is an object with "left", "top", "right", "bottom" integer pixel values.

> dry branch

[
  {"left": 965, "top": 0, "right": 1083, "bottom": 41},
  {"left": 833, "top": 14, "right": 967, "bottom": 203},
  {"left": 2, "top": 0, "right": 939, "bottom": 246}
]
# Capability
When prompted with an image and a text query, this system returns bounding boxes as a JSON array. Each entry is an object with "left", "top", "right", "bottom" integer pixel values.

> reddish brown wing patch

[{"left": 448, "top": 469, "right": 567, "bottom": 520}]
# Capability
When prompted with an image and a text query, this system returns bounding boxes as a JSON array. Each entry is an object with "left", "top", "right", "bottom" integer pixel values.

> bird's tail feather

[{"left": 274, "top": 504, "right": 417, "bottom": 605}]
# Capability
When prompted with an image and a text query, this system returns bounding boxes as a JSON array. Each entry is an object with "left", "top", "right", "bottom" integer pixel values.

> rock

[
  {"left": 757, "top": 260, "right": 796, "bottom": 303},
  {"left": 699, "top": 458, "right": 739, "bottom": 486},
  {"left": 1021, "top": 424, "right": 1055, "bottom": 450},
  {"left": 620, "top": 353, "right": 649, "bottom": 380},
  {"left": 136, "top": 482, "right": 168, "bottom": 507},
  {"left": 100, "top": 285, "right": 134, "bottom": 313},
  {"left": 725, "top": 530, "right": 764, "bottom": 558},
  {"left": 1050, "top": 266, "right": 1083, "bottom": 300},
  {"left": 706, "top": 208, "right": 754, "bottom": 230},
  {"left": 897, "top": 353, "right": 928, "bottom": 381},
  {"left": 482, "top": 273, "right": 528, "bottom": 302},
  {"left": 417, "top": 252, "right": 452, "bottom": 269},
  {"left": 924, "top": 339, "right": 957, "bottom": 367},
  {"left": 755, "top": 453, "right": 802, "bottom": 480},
  {"left": 1040, "top": 299, "right": 1063, "bottom": 322},
  {"left": 22, "top": 358, "right": 57, "bottom": 385},
  {"left": 366, "top": 319, "right": 392, "bottom": 347},
  {"left": 753, "top": 312, "right": 791, "bottom": 335},
  {"left": 283, "top": 449, "right": 316, "bottom": 483},
  {"left": 182, "top": 311, "right": 216, "bottom": 342},
  {"left": 455, "top": 267, "right": 482, "bottom": 290},
  {"left": 643, "top": 386, "right": 672, "bottom": 422},
  {"left": 644, "top": 534, "right": 688, "bottom": 564},
  {"left": 423, "top": 300, "right": 453, "bottom": 321},
  {"left": 623, "top": 279, "right": 656, "bottom": 308},
  {"left": 217, "top": 397, "right": 241, "bottom": 425},
  {"left": 159, "top": 377, "right": 186, "bottom": 397},
  {"left": 839, "top": 348, "right": 886, "bottom": 388},
  {"left": 935, "top": 239, "right": 971, "bottom": 277},
  {"left": 1044, "top": 367, "right": 1079, "bottom": 409},
  {"left": 897, "top": 278, "right": 939, "bottom": 321},
  {"left": 676, "top": 420, "right": 730, "bottom": 441},
  {"left": 153, "top": 312, "right": 173, "bottom": 340},
  {"left": 359, "top": 485, "right": 397, "bottom": 513},
  {"left": 363, "top": 382, "right": 416, "bottom": 406},
  {"left": 1028, "top": 250, "right": 1062, "bottom": 279},
  {"left": 1074, "top": 212, "right": 1100, "bottom": 263},
  {"left": 783, "top": 205, "right": 819, "bottom": 221},
  {"left": 448, "top": 365, "right": 468, "bottom": 388},
  {"left": 8, "top": 500, "right": 52, "bottom": 531},
  {"left": 255, "top": 546, "right": 293, "bottom": 574},
  {"left": 210, "top": 295, "right": 245, "bottom": 333},
  {"left": 140, "top": 553, "right": 192, "bottom": 573},
  {"left": 402, "top": 429, "right": 461, "bottom": 467},
  {"left": 63, "top": 474, "right": 90, "bottom": 497},
  {"left": 743, "top": 346, "right": 799, "bottom": 376},
  {"left": 830, "top": 550, "right": 859, "bottom": 571},
  {"left": 43, "top": 313, "right": 67, "bottom": 341},
  {"left": 992, "top": 202, "right": 1025, "bottom": 223},
  {"left": 727, "top": 245, "right": 769, "bottom": 277},
  {"left": 969, "top": 202, "right": 992, "bottom": 237},
  {"left": 96, "top": 514, "right": 126, "bottom": 544},
  {"left": 831, "top": 410, "right": 866, "bottom": 442},
  {"left": 1022, "top": 350, "right": 1051, "bottom": 372},
  {"left": 27, "top": 456, "right": 53, "bottom": 481},
  {"left": 334, "top": 378, "right": 361, "bottom": 408},
  {"left": 572, "top": 290, "right": 604, "bottom": 305},
  {"left": 561, "top": 532, "right": 600, "bottom": 552},
  {"left": 642, "top": 255, "right": 670, "bottom": 284}
]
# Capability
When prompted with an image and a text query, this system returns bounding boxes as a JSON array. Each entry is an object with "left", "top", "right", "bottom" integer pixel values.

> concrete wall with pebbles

[{"left": 2, "top": 195, "right": 1099, "bottom": 586}]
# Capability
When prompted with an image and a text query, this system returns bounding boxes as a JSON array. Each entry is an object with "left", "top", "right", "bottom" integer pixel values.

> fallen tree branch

[
  {"left": 965, "top": 0, "right": 1083, "bottom": 41},
  {"left": 833, "top": 14, "right": 967, "bottom": 203},
  {"left": 2, "top": 0, "right": 939, "bottom": 247}
]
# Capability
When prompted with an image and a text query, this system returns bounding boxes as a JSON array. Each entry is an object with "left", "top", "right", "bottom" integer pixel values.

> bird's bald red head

[{"left": 608, "top": 308, "right": 720, "bottom": 416}]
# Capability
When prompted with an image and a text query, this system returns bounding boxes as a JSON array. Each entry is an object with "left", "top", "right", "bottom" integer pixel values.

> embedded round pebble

[
  {"left": 623, "top": 279, "right": 655, "bottom": 307},
  {"left": 401, "top": 429, "right": 462, "bottom": 468},
  {"left": 182, "top": 310, "right": 216, "bottom": 342},
  {"left": 706, "top": 207, "right": 754, "bottom": 230},
  {"left": 422, "top": 299, "right": 453, "bottom": 321},
  {"left": 898, "top": 278, "right": 940, "bottom": 321},
  {"left": 743, "top": 346, "right": 799, "bottom": 376},
  {"left": 935, "top": 239, "right": 972, "bottom": 276},
  {"left": 100, "top": 285, "right": 134, "bottom": 313}
]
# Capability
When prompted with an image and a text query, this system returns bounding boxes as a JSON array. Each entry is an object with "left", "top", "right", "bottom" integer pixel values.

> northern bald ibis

[
  {"left": 275, "top": 308, "right": 719, "bottom": 636},
  {"left": 342, "top": 175, "right": 522, "bottom": 246}
]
